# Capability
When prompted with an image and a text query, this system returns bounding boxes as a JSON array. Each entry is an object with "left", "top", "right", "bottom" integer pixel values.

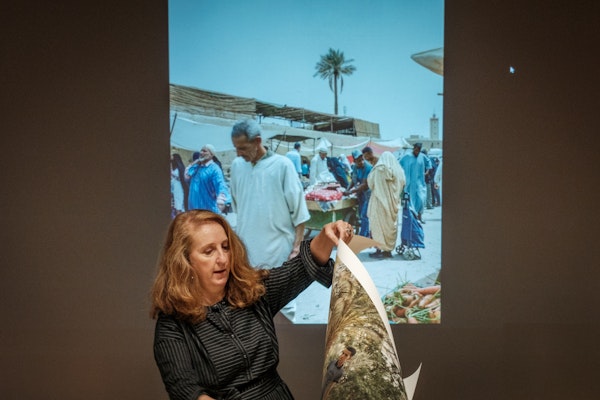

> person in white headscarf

[
  {"left": 338, "top": 154, "right": 351, "bottom": 174},
  {"left": 185, "top": 144, "right": 230, "bottom": 214},
  {"left": 367, "top": 151, "right": 405, "bottom": 258},
  {"left": 309, "top": 146, "right": 330, "bottom": 185}
]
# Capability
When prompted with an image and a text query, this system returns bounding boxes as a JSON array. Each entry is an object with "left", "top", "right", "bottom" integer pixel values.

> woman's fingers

[{"left": 326, "top": 220, "right": 353, "bottom": 244}]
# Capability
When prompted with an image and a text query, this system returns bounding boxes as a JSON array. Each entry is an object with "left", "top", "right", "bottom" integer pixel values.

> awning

[
  {"left": 411, "top": 47, "right": 444, "bottom": 76},
  {"left": 170, "top": 114, "right": 235, "bottom": 152}
]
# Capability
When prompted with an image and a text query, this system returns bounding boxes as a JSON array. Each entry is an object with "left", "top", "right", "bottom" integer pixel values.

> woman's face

[{"left": 188, "top": 222, "right": 230, "bottom": 303}]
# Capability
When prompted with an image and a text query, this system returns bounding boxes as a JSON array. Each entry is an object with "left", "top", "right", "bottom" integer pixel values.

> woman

[
  {"left": 151, "top": 210, "right": 353, "bottom": 400},
  {"left": 171, "top": 153, "right": 188, "bottom": 215},
  {"left": 367, "top": 151, "right": 405, "bottom": 259}
]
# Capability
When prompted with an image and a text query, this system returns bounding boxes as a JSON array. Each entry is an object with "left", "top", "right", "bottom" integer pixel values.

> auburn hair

[{"left": 150, "top": 210, "right": 268, "bottom": 323}]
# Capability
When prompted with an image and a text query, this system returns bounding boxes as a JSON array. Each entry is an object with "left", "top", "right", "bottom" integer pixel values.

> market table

[{"left": 304, "top": 197, "right": 358, "bottom": 238}]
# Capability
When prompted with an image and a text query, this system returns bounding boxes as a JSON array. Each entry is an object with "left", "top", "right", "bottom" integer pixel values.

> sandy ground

[
  {"left": 225, "top": 204, "right": 442, "bottom": 324},
  {"left": 293, "top": 205, "right": 442, "bottom": 324}
]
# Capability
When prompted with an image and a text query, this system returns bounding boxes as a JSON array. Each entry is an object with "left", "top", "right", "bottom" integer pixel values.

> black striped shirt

[{"left": 154, "top": 240, "right": 334, "bottom": 400}]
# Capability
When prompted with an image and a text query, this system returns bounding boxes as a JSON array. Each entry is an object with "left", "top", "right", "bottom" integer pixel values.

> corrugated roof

[{"left": 169, "top": 84, "right": 372, "bottom": 134}]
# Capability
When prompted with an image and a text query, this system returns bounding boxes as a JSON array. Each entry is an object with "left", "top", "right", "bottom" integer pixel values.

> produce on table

[
  {"left": 383, "top": 284, "right": 441, "bottom": 324},
  {"left": 305, "top": 184, "right": 344, "bottom": 201}
]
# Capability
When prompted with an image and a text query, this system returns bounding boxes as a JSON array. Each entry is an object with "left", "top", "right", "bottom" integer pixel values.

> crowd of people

[
  {"left": 169, "top": 125, "right": 442, "bottom": 262},
  {"left": 160, "top": 118, "right": 443, "bottom": 399}
]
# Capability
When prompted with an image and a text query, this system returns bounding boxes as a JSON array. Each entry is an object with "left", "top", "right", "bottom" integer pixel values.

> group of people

[
  {"left": 155, "top": 118, "right": 442, "bottom": 399},
  {"left": 342, "top": 142, "right": 442, "bottom": 259},
  {"left": 286, "top": 142, "right": 355, "bottom": 189},
  {"left": 171, "top": 131, "right": 442, "bottom": 263},
  {"left": 155, "top": 118, "right": 355, "bottom": 399},
  {"left": 171, "top": 120, "right": 317, "bottom": 282}
]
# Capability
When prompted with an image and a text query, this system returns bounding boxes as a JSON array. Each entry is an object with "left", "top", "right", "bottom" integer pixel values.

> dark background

[{"left": 2, "top": 1, "right": 598, "bottom": 399}]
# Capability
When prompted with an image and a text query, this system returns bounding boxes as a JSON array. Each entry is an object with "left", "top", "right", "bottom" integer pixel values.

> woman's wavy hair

[{"left": 150, "top": 210, "right": 267, "bottom": 323}]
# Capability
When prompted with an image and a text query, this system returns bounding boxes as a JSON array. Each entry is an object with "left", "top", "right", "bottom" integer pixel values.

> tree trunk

[{"left": 333, "top": 73, "right": 339, "bottom": 115}]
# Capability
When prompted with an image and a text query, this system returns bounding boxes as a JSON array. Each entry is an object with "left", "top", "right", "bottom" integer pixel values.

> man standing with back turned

[
  {"left": 285, "top": 142, "right": 303, "bottom": 179},
  {"left": 229, "top": 119, "right": 310, "bottom": 321}
]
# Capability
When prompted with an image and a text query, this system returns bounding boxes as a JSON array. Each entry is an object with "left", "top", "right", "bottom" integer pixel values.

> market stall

[{"left": 304, "top": 184, "right": 358, "bottom": 237}]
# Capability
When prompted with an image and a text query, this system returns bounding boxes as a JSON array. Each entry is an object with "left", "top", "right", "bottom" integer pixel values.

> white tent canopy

[
  {"left": 170, "top": 112, "right": 411, "bottom": 157},
  {"left": 170, "top": 113, "right": 236, "bottom": 152},
  {"left": 374, "top": 137, "right": 412, "bottom": 148}
]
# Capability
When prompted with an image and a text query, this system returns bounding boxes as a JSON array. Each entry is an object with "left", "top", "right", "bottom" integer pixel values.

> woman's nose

[{"left": 215, "top": 248, "right": 227, "bottom": 263}]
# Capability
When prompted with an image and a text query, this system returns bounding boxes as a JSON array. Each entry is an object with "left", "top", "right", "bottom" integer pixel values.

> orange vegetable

[
  {"left": 393, "top": 305, "right": 406, "bottom": 318},
  {"left": 407, "top": 296, "right": 421, "bottom": 308},
  {"left": 426, "top": 298, "right": 441, "bottom": 309},
  {"left": 429, "top": 307, "right": 441, "bottom": 323},
  {"left": 401, "top": 294, "right": 416, "bottom": 306},
  {"left": 418, "top": 294, "right": 436, "bottom": 308},
  {"left": 413, "top": 285, "right": 441, "bottom": 295}
]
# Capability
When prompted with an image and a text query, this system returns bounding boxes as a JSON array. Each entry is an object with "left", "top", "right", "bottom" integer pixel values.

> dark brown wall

[{"left": 2, "top": 1, "right": 598, "bottom": 399}]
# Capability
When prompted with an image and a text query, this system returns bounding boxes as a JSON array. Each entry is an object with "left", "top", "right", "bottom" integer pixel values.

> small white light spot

[{"left": 509, "top": 66, "right": 516, "bottom": 74}]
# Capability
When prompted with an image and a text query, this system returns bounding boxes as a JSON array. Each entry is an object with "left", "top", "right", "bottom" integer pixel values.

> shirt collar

[{"left": 254, "top": 147, "right": 273, "bottom": 164}]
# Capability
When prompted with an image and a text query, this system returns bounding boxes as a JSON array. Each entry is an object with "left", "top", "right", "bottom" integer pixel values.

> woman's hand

[
  {"left": 321, "top": 220, "right": 354, "bottom": 246},
  {"left": 309, "top": 220, "right": 354, "bottom": 265}
]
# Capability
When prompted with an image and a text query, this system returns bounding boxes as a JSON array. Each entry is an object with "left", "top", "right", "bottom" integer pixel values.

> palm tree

[{"left": 313, "top": 48, "right": 356, "bottom": 115}]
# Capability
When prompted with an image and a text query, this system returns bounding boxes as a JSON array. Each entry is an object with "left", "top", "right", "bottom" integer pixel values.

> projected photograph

[{"left": 168, "top": 0, "right": 444, "bottom": 324}]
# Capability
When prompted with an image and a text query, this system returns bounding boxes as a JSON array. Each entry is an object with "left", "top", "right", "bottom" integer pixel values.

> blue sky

[{"left": 169, "top": 0, "right": 444, "bottom": 140}]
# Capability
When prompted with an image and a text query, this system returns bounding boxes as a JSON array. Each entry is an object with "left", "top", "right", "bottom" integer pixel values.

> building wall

[
  {"left": 353, "top": 118, "right": 381, "bottom": 138},
  {"left": 429, "top": 114, "right": 440, "bottom": 140},
  {"left": 405, "top": 136, "right": 444, "bottom": 152},
  {"left": 2, "top": 1, "right": 598, "bottom": 399}
]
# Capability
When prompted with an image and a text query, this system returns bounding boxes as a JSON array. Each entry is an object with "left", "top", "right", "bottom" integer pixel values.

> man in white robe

[
  {"left": 230, "top": 120, "right": 310, "bottom": 321},
  {"left": 367, "top": 151, "right": 405, "bottom": 258},
  {"left": 309, "top": 146, "right": 330, "bottom": 185}
]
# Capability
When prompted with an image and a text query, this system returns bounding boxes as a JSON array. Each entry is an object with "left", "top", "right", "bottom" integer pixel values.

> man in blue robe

[
  {"left": 186, "top": 144, "right": 230, "bottom": 214},
  {"left": 400, "top": 143, "right": 428, "bottom": 223},
  {"left": 345, "top": 150, "right": 372, "bottom": 237},
  {"left": 285, "top": 142, "right": 302, "bottom": 179}
]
